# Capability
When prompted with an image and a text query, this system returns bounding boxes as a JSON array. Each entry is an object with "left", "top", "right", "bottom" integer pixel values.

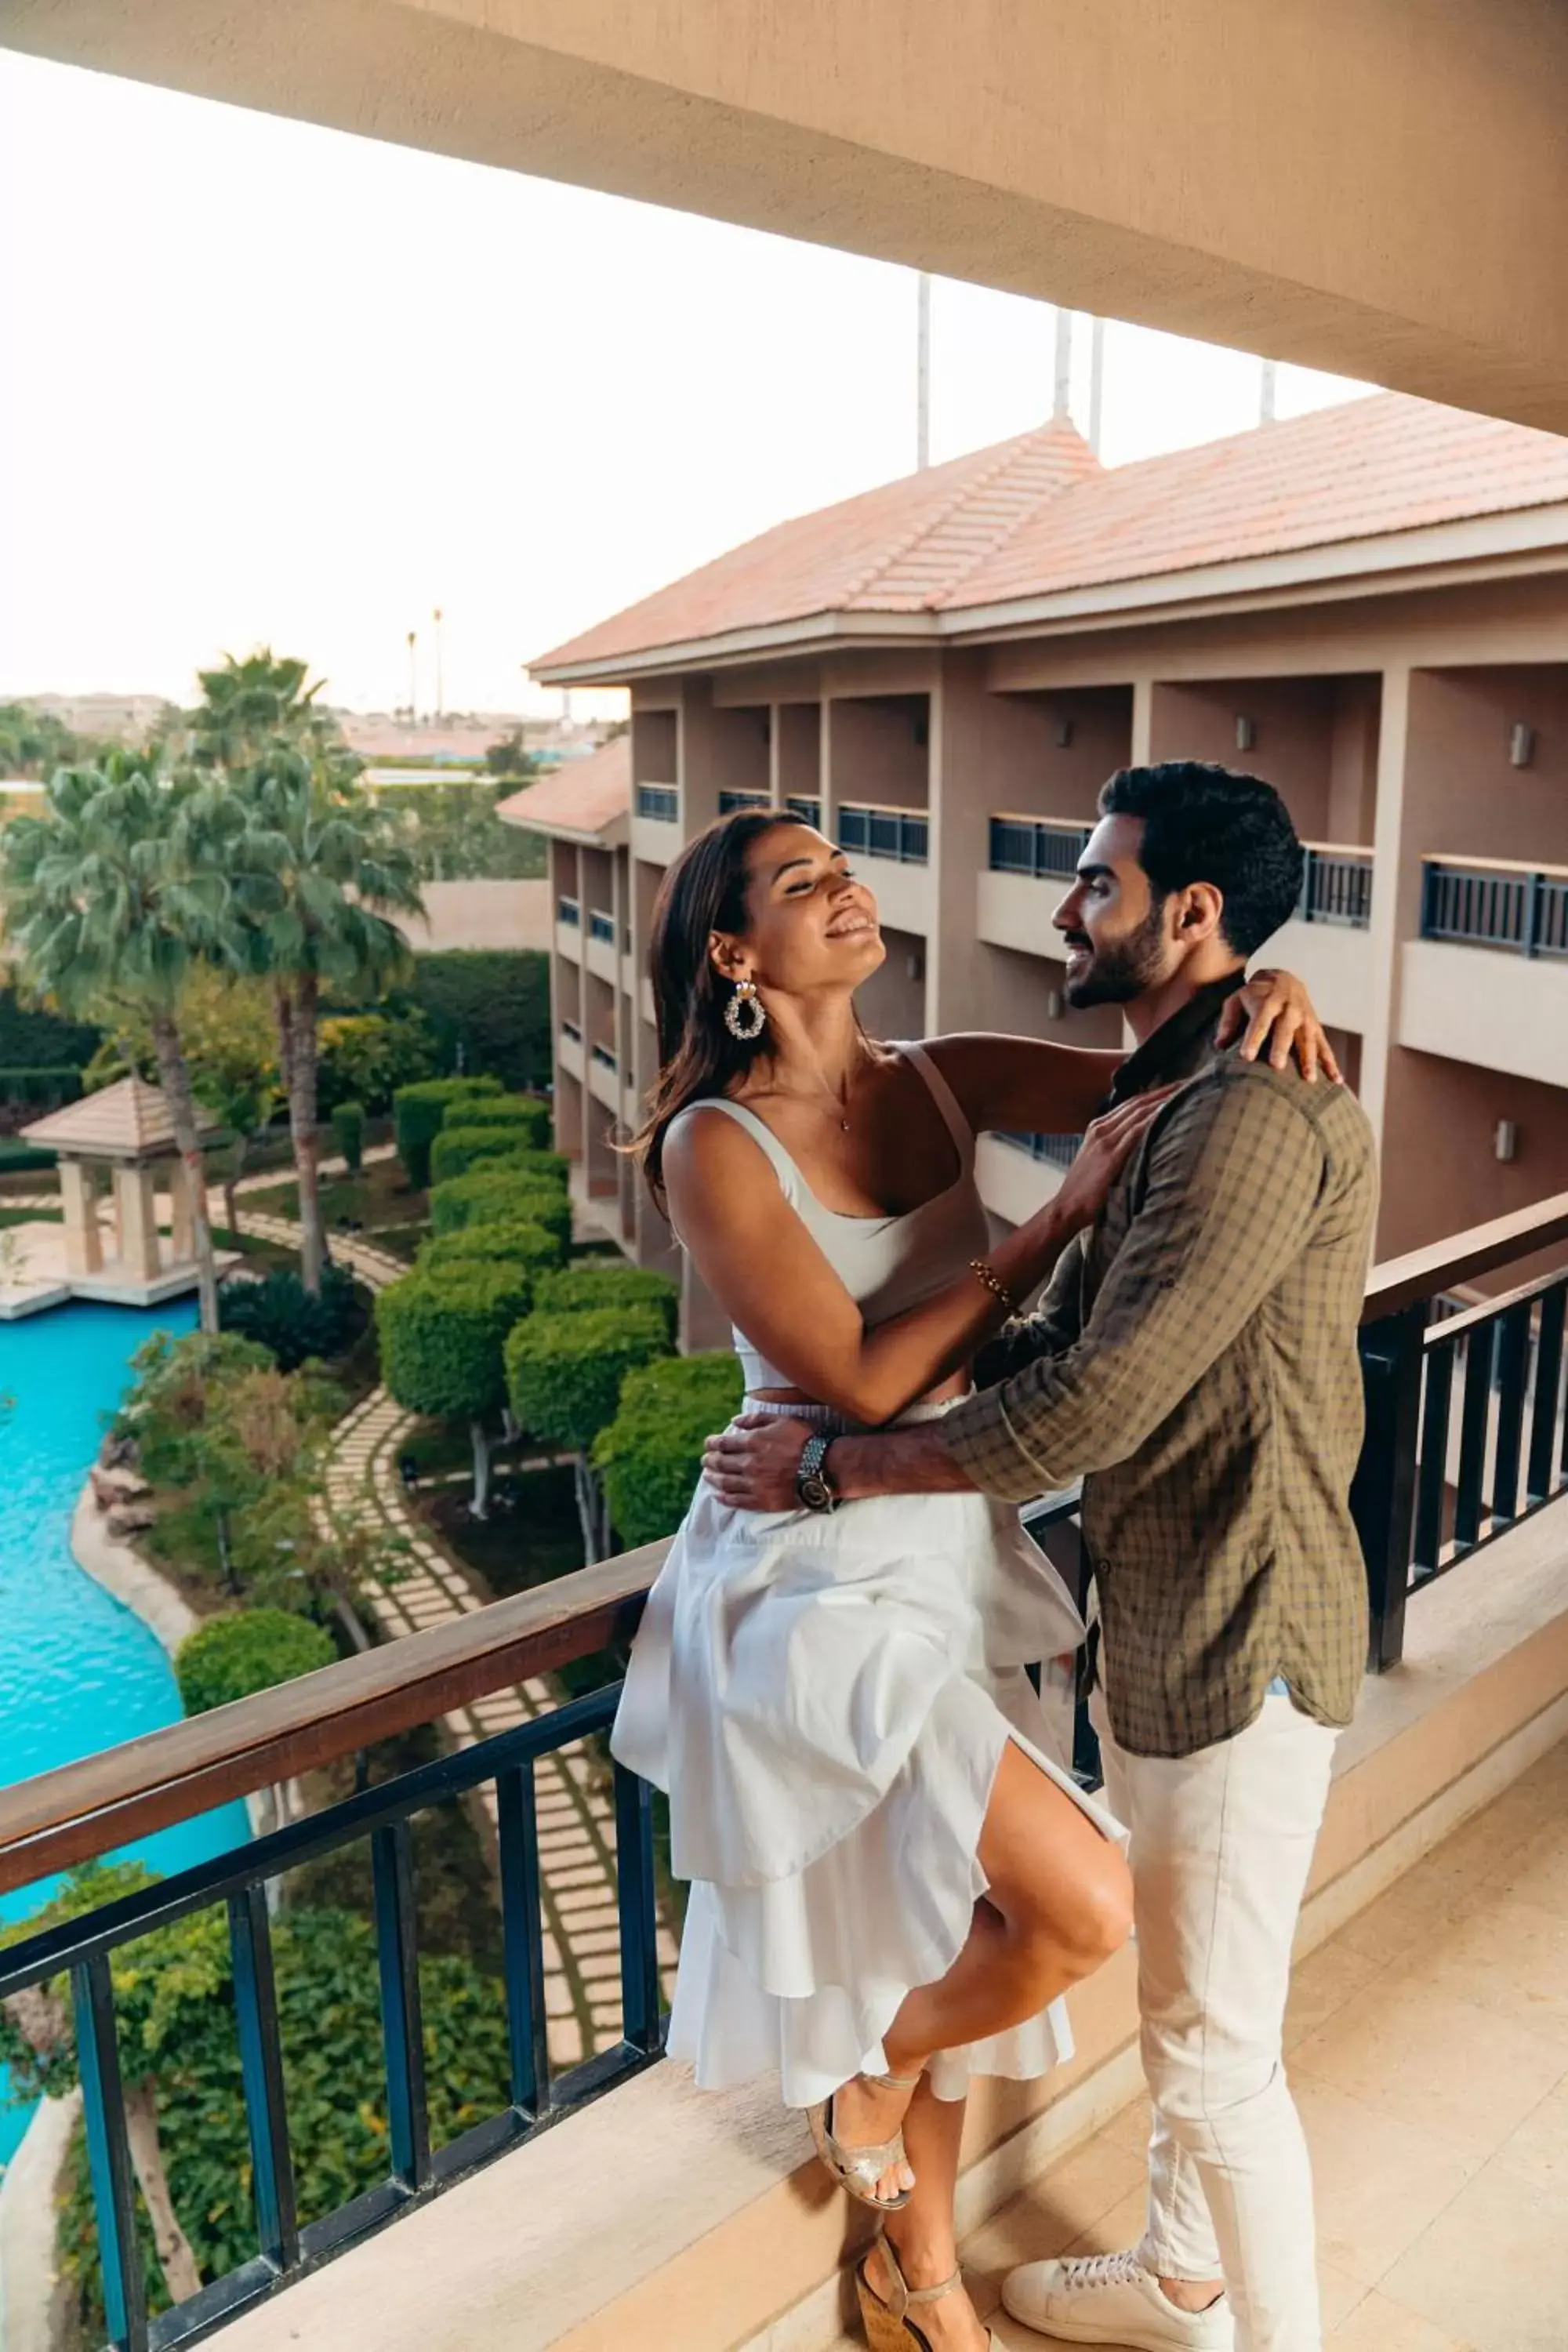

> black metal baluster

[
  {"left": 1528, "top": 1282, "right": 1566, "bottom": 1504},
  {"left": 1352, "top": 1306, "right": 1425, "bottom": 1669},
  {"left": 496, "top": 1762, "right": 550, "bottom": 2116},
  {"left": 372, "top": 1822, "right": 430, "bottom": 2191},
  {"left": 613, "top": 1761, "right": 662, "bottom": 2056},
  {"left": 228, "top": 1884, "right": 299, "bottom": 2274},
  {"left": 1453, "top": 1321, "right": 1497, "bottom": 1552},
  {"left": 1412, "top": 1336, "right": 1454, "bottom": 1578},
  {"left": 72, "top": 1953, "right": 147, "bottom": 2352},
  {"left": 1490, "top": 1300, "right": 1532, "bottom": 1525}
]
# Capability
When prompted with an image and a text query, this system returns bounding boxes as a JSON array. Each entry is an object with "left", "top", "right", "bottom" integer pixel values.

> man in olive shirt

[{"left": 706, "top": 764, "right": 1377, "bottom": 2352}]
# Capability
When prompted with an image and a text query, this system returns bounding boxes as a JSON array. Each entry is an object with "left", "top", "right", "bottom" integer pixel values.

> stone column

[
  {"left": 167, "top": 1156, "right": 195, "bottom": 1261},
  {"left": 58, "top": 1158, "right": 103, "bottom": 1276},
  {"left": 115, "top": 1163, "right": 162, "bottom": 1281}
]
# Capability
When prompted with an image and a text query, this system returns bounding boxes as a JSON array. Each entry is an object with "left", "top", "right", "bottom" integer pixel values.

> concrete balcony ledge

[
  {"left": 1399, "top": 937, "right": 1568, "bottom": 1088},
  {"left": 214, "top": 1503, "right": 1568, "bottom": 2352},
  {"left": 1263, "top": 916, "right": 1373, "bottom": 1038}
]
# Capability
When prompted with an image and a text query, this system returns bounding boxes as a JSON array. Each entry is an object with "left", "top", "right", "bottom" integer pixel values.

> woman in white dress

[{"left": 610, "top": 811, "right": 1332, "bottom": 2352}]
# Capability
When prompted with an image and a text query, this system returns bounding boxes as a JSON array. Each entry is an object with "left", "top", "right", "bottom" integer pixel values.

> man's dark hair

[{"left": 1098, "top": 761, "right": 1305, "bottom": 958}]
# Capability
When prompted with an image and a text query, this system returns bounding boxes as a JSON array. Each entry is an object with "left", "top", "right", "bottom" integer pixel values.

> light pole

[
  {"left": 916, "top": 273, "right": 932, "bottom": 471},
  {"left": 405, "top": 630, "right": 417, "bottom": 724},
  {"left": 433, "top": 607, "right": 445, "bottom": 720}
]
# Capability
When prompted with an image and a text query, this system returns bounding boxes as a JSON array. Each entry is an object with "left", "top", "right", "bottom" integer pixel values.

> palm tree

[
  {"left": 187, "top": 649, "right": 346, "bottom": 775},
  {"left": 230, "top": 748, "right": 423, "bottom": 1294},
  {"left": 0, "top": 756, "right": 245, "bottom": 1334}
]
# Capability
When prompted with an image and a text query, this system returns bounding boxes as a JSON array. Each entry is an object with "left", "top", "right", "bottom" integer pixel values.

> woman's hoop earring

[{"left": 724, "top": 979, "right": 767, "bottom": 1041}]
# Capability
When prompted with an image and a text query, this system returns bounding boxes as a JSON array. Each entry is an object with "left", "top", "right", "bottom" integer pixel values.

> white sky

[{"left": 0, "top": 51, "right": 1374, "bottom": 720}]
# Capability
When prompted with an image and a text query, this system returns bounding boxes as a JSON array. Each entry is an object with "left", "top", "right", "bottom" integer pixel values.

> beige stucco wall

[
  {"left": 18, "top": 0, "right": 1568, "bottom": 430},
  {"left": 397, "top": 879, "right": 551, "bottom": 955}
]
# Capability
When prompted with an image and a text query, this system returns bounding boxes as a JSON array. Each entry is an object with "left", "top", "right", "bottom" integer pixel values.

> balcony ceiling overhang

[{"left": 9, "top": 0, "right": 1568, "bottom": 434}]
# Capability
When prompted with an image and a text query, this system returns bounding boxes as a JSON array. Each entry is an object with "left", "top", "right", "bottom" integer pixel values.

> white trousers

[{"left": 1091, "top": 1688, "right": 1339, "bottom": 2352}]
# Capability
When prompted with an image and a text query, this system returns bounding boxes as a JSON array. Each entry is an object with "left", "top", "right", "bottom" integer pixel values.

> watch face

[{"left": 798, "top": 1473, "right": 832, "bottom": 1511}]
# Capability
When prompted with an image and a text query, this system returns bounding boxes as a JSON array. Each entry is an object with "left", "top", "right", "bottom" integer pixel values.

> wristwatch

[{"left": 796, "top": 1432, "right": 839, "bottom": 1513}]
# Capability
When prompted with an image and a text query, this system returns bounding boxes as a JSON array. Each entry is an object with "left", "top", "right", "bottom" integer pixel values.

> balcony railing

[
  {"left": 8, "top": 1192, "right": 1568, "bottom": 2347},
  {"left": 989, "top": 814, "right": 1092, "bottom": 881},
  {"left": 786, "top": 794, "right": 822, "bottom": 829},
  {"left": 556, "top": 896, "right": 581, "bottom": 927},
  {"left": 560, "top": 1018, "right": 583, "bottom": 1045},
  {"left": 838, "top": 802, "right": 929, "bottom": 864},
  {"left": 998, "top": 1130, "right": 1083, "bottom": 1171},
  {"left": 1421, "top": 855, "right": 1568, "bottom": 957},
  {"left": 587, "top": 910, "right": 615, "bottom": 946},
  {"left": 1296, "top": 842, "right": 1373, "bottom": 928},
  {"left": 717, "top": 789, "right": 769, "bottom": 815},
  {"left": 635, "top": 784, "right": 678, "bottom": 822},
  {"left": 590, "top": 1044, "right": 618, "bottom": 1073}
]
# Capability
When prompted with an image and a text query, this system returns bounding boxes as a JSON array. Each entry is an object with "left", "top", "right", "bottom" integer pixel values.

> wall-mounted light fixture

[
  {"left": 1509, "top": 722, "right": 1535, "bottom": 769},
  {"left": 906, "top": 949, "right": 926, "bottom": 984},
  {"left": 1495, "top": 1118, "right": 1519, "bottom": 1163},
  {"left": 1054, "top": 718, "right": 1075, "bottom": 749},
  {"left": 1046, "top": 989, "right": 1065, "bottom": 1021},
  {"left": 1236, "top": 716, "right": 1258, "bottom": 753}
]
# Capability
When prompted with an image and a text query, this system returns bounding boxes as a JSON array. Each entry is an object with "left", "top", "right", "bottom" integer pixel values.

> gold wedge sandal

[
  {"left": 855, "top": 2232, "right": 997, "bottom": 2352},
  {"left": 807, "top": 2069, "right": 923, "bottom": 2210}
]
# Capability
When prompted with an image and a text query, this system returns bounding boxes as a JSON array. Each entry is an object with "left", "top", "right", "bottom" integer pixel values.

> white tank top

[{"left": 669, "top": 1043, "right": 993, "bottom": 1394}]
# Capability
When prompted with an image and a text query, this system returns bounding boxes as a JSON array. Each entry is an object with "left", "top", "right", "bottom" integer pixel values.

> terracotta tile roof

[
  {"left": 533, "top": 420, "right": 1101, "bottom": 670},
  {"left": 532, "top": 394, "right": 1568, "bottom": 677},
  {"left": 21, "top": 1075, "right": 221, "bottom": 1158},
  {"left": 495, "top": 733, "right": 630, "bottom": 840}
]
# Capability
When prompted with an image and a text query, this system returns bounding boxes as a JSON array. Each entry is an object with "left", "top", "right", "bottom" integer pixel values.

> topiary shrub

[
  {"left": 220, "top": 1262, "right": 358, "bottom": 1371},
  {"left": 330, "top": 1098, "right": 365, "bottom": 1174},
  {"left": 174, "top": 1609, "right": 336, "bottom": 1716},
  {"left": 503, "top": 1305, "right": 671, "bottom": 1455},
  {"left": 430, "top": 1166, "right": 571, "bottom": 1250},
  {"left": 429, "top": 1128, "right": 568, "bottom": 1188},
  {"left": 394, "top": 1075, "right": 502, "bottom": 1188},
  {"left": 416, "top": 1219, "right": 561, "bottom": 1287},
  {"left": 376, "top": 1261, "right": 534, "bottom": 1424},
  {"left": 534, "top": 1261, "right": 680, "bottom": 1340},
  {"left": 593, "top": 1352, "right": 746, "bottom": 1548},
  {"left": 438, "top": 1094, "right": 550, "bottom": 1145}
]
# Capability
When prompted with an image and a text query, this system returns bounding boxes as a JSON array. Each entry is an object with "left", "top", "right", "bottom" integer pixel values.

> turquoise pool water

[{"left": 0, "top": 1299, "right": 253, "bottom": 2165}]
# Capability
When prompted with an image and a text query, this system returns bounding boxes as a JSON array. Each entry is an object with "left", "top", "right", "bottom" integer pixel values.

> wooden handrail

[
  {"left": 0, "top": 1544, "right": 666, "bottom": 1899},
  {"left": 1299, "top": 840, "right": 1374, "bottom": 860},
  {"left": 990, "top": 811, "right": 1094, "bottom": 830},
  {"left": 1363, "top": 1188, "right": 1568, "bottom": 1321},
  {"left": 838, "top": 800, "right": 928, "bottom": 818},
  {"left": 1425, "top": 851, "right": 1568, "bottom": 882}
]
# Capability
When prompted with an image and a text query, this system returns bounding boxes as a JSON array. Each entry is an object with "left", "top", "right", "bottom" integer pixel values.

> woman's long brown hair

[{"left": 628, "top": 808, "right": 800, "bottom": 1210}]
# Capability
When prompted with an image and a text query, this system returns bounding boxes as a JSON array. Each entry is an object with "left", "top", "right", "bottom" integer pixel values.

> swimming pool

[{"left": 0, "top": 1299, "right": 253, "bottom": 2165}]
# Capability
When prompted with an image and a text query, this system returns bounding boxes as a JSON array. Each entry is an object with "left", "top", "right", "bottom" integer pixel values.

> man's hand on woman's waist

[{"left": 701, "top": 1413, "right": 974, "bottom": 1512}]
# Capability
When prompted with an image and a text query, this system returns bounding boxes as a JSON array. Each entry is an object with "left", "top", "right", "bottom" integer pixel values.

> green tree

[
  {"left": 505, "top": 1304, "right": 671, "bottom": 1561},
  {"left": 174, "top": 1608, "right": 336, "bottom": 1715},
  {"left": 0, "top": 702, "right": 83, "bottom": 777},
  {"left": 330, "top": 1098, "right": 365, "bottom": 1173},
  {"left": 376, "top": 1260, "right": 534, "bottom": 1514},
  {"left": 594, "top": 1352, "right": 745, "bottom": 1548},
  {"left": 393, "top": 777, "right": 546, "bottom": 880},
  {"left": 395, "top": 951, "right": 552, "bottom": 1092},
  {"left": 318, "top": 1010, "right": 437, "bottom": 1114},
  {"left": 0, "top": 758, "right": 248, "bottom": 1332},
  {"left": 187, "top": 649, "right": 343, "bottom": 777},
  {"left": 229, "top": 745, "right": 424, "bottom": 1297}
]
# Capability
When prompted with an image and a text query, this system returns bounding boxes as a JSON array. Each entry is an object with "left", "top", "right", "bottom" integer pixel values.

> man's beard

[{"left": 1062, "top": 903, "right": 1167, "bottom": 1009}]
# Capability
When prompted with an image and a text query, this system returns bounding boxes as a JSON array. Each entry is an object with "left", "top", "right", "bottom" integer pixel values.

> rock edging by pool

[
  {"left": 0, "top": 2089, "right": 80, "bottom": 2352},
  {"left": 70, "top": 1479, "right": 200, "bottom": 1658}
]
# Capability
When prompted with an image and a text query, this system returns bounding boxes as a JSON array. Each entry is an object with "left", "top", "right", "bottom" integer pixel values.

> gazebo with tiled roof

[{"left": 20, "top": 1075, "right": 223, "bottom": 1296}]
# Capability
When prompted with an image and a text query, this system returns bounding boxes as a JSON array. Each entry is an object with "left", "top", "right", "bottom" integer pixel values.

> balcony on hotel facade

[
  {"left": 6, "top": 1188, "right": 1568, "bottom": 2352},
  {"left": 557, "top": 1018, "right": 585, "bottom": 1083},
  {"left": 588, "top": 1040, "right": 621, "bottom": 1110},
  {"left": 632, "top": 782, "right": 680, "bottom": 866},
  {"left": 584, "top": 907, "right": 622, "bottom": 985},
  {"left": 837, "top": 800, "right": 932, "bottom": 933},
  {"left": 975, "top": 1127, "right": 1081, "bottom": 1225},
  {"left": 554, "top": 894, "right": 583, "bottom": 964},
  {"left": 1401, "top": 855, "right": 1568, "bottom": 1089}
]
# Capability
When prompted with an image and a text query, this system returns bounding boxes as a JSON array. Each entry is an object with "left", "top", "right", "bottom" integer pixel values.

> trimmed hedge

[
  {"left": 220, "top": 1264, "right": 358, "bottom": 1372},
  {"left": 504, "top": 1305, "right": 670, "bottom": 1454},
  {"left": 534, "top": 1261, "right": 680, "bottom": 1341},
  {"left": 330, "top": 1099, "right": 365, "bottom": 1174},
  {"left": 376, "top": 1261, "right": 535, "bottom": 1421},
  {"left": 416, "top": 1219, "right": 562, "bottom": 1287},
  {"left": 438, "top": 1094, "right": 550, "bottom": 1145},
  {"left": 429, "top": 1129, "right": 568, "bottom": 1189},
  {"left": 175, "top": 1609, "right": 336, "bottom": 1717},
  {"left": 400, "top": 951, "right": 550, "bottom": 1093},
  {"left": 394, "top": 1076, "right": 502, "bottom": 1189},
  {"left": 593, "top": 1353, "right": 746, "bottom": 1548},
  {"left": 0, "top": 1064, "right": 85, "bottom": 1108},
  {"left": 430, "top": 1167, "right": 571, "bottom": 1250}
]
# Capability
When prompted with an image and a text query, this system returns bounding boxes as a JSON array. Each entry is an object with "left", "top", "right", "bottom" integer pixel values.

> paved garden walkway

[{"left": 220, "top": 1163, "right": 677, "bottom": 2071}]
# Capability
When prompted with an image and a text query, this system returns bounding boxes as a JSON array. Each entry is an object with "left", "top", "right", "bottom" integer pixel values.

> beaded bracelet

[{"left": 968, "top": 1257, "right": 1019, "bottom": 1317}]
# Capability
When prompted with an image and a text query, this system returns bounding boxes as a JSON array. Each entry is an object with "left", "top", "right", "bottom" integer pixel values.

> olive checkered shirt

[{"left": 942, "top": 981, "right": 1378, "bottom": 1759}]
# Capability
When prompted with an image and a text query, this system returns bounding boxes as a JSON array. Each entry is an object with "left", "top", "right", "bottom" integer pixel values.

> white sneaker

[{"left": 1001, "top": 2249, "right": 1234, "bottom": 2349}]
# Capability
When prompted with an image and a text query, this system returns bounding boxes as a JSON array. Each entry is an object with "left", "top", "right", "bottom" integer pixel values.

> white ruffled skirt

[{"left": 610, "top": 1407, "right": 1127, "bottom": 2109}]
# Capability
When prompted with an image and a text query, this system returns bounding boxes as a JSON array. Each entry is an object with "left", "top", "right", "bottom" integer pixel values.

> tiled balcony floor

[{"left": 824, "top": 1734, "right": 1568, "bottom": 2352}]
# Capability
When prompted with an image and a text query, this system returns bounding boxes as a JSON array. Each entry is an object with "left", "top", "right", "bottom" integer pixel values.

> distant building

[
  {"left": 509, "top": 392, "right": 1568, "bottom": 1348},
  {"left": 20, "top": 692, "right": 174, "bottom": 744}
]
